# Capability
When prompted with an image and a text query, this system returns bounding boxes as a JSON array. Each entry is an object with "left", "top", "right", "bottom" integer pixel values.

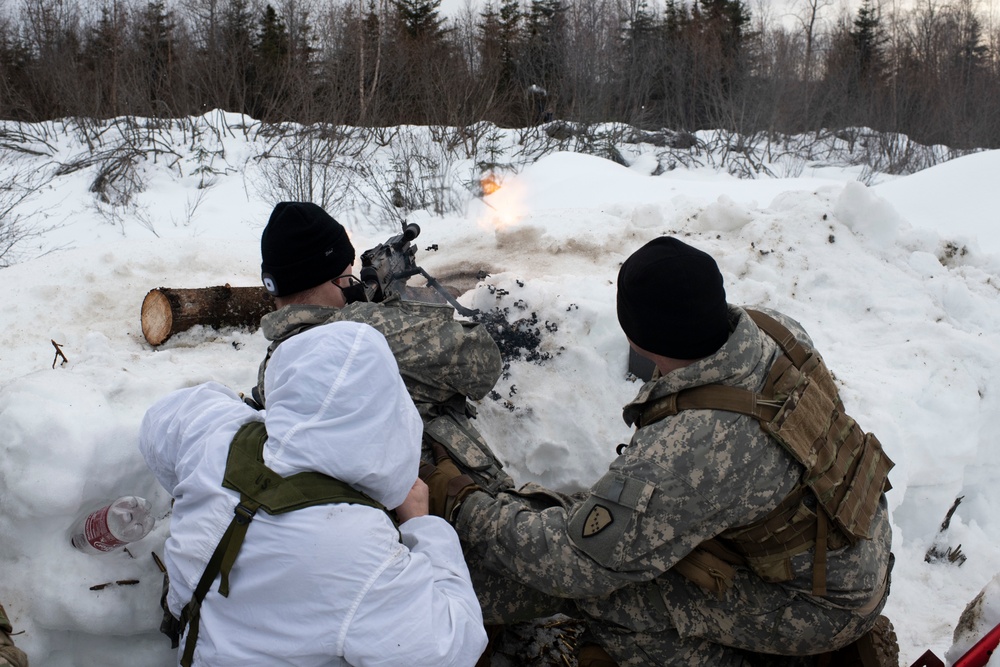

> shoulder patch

[
  {"left": 582, "top": 504, "right": 614, "bottom": 537},
  {"left": 569, "top": 472, "right": 655, "bottom": 568}
]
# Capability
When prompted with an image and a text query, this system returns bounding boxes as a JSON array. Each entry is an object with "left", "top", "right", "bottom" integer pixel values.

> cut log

[{"left": 141, "top": 285, "right": 275, "bottom": 346}]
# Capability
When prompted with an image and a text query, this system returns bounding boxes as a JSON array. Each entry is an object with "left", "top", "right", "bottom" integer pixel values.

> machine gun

[{"left": 359, "top": 222, "right": 478, "bottom": 318}]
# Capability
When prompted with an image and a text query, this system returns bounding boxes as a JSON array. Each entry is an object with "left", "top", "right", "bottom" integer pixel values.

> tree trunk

[{"left": 141, "top": 285, "right": 274, "bottom": 346}]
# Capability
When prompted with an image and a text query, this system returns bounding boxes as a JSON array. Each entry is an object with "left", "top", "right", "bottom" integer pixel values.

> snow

[{"left": 1, "top": 116, "right": 999, "bottom": 666}]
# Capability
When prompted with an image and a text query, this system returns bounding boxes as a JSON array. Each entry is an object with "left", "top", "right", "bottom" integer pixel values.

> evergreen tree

[
  {"left": 476, "top": 0, "right": 522, "bottom": 124},
  {"left": 286, "top": 3, "right": 313, "bottom": 72},
  {"left": 850, "top": 0, "right": 885, "bottom": 84},
  {"left": 82, "top": 2, "right": 126, "bottom": 115},
  {"left": 697, "top": 0, "right": 751, "bottom": 61},
  {"left": 219, "top": 0, "right": 256, "bottom": 114},
  {"left": 0, "top": 21, "right": 32, "bottom": 118},
  {"left": 255, "top": 4, "right": 289, "bottom": 67},
  {"left": 523, "top": 0, "right": 566, "bottom": 89},
  {"left": 395, "top": 0, "right": 445, "bottom": 42},
  {"left": 953, "top": 8, "right": 988, "bottom": 78},
  {"left": 622, "top": 0, "right": 657, "bottom": 47},
  {"left": 680, "top": 0, "right": 753, "bottom": 128},
  {"left": 663, "top": 0, "right": 690, "bottom": 35},
  {"left": 250, "top": 5, "right": 293, "bottom": 121},
  {"left": 497, "top": 0, "right": 521, "bottom": 78},
  {"left": 478, "top": 0, "right": 519, "bottom": 84},
  {"left": 619, "top": 0, "right": 658, "bottom": 125},
  {"left": 221, "top": 0, "right": 255, "bottom": 58},
  {"left": 137, "top": 0, "right": 175, "bottom": 112},
  {"left": 358, "top": 0, "right": 384, "bottom": 121},
  {"left": 477, "top": 3, "right": 504, "bottom": 74}
]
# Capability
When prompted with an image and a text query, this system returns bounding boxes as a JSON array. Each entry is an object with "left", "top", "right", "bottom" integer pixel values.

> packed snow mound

[{"left": 873, "top": 149, "right": 1000, "bottom": 262}]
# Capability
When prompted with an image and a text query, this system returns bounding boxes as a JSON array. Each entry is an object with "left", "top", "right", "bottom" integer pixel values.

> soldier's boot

[
  {"left": 815, "top": 615, "right": 899, "bottom": 667},
  {"left": 577, "top": 643, "right": 619, "bottom": 667},
  {"left": 0, "top": 603, "right": 28, "bottom": 667},
  {"left": 0, "top": 637, "right": 28, "bottom": 667}
]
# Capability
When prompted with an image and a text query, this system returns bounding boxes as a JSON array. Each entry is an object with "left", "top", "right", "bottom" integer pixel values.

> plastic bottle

[{"left": 70, "top": 496, "right": 155, "bottom": 555}]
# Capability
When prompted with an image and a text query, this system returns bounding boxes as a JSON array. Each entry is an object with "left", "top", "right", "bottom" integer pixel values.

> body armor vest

[{"left": 637, "top": 310, "right": 893, "bottom": 596}]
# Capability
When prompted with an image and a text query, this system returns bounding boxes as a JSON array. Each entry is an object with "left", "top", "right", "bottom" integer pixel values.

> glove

[{"left": 419, "top": 443, "right": 480, "bottom": 521}]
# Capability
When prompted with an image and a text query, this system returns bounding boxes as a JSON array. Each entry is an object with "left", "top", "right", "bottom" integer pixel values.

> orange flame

[{"left": 480, "top": 173, "right": 501, "bottom": 196}]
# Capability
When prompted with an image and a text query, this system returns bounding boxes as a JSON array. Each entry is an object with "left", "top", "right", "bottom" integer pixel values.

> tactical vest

[
  {"left": 169, "top": 421, "right": 391, "bottom": 667},
  {"left": 636, "top": 309, "right": 893, "bottom": 597}
]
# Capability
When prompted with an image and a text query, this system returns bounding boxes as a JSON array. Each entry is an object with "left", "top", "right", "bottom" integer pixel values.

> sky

[
  {"left": 439, "top": 0, "right": 940, "bottom": 26},
  {"left": 1, "top": 114, "right": 999, "bottom": 666},
  {"left": 439, "top": 0, "right": 1000, "bottom": 48}
]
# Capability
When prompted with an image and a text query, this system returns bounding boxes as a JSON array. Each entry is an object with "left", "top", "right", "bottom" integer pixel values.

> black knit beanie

[
  {"left": 260, "top": 202, "right": 355, "bottom": 296},
  {"left": 616, "top": 237, "right": 729, "bottom": 360}
]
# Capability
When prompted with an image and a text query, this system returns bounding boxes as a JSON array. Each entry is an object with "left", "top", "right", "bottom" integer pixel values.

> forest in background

[{"left": 0, "top": 0, "right": 998, "bottom": 149}]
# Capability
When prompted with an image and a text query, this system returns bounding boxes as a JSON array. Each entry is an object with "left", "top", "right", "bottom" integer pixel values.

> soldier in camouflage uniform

[
  {"left": 254, "top": 202, "right": 509, "bottom": 492},
  {"left": 0, "top": 600, "right": 27, "bottom": 667},
  {"left": 425, "top": 237, "right": 895, "bottom": 667}
]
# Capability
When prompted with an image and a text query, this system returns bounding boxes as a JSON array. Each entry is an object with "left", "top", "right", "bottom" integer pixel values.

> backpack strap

[
  {"left": 177, "top": 421, "right": 390, "bottom": 667},
  {"left": 746, "top": 309, "right": 811, "bottom": 368},
  {"left": 636, "top": 384, "right": 782, "bottom": 429},
  {"left": 178, "top": 503, "right": 256, "bottom": 666}
]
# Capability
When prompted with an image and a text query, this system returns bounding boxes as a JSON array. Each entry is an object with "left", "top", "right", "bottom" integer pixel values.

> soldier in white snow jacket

[{"left": 139, "top": 321, "right": 487, "bottom": 667}]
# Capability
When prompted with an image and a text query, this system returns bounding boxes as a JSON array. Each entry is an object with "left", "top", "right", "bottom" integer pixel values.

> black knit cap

[
  {"left": 260, "top": 202, "right": 355, "bottom": 296},
  {"left": 616, "top": 236, "right": 729, "bottom": 360}
]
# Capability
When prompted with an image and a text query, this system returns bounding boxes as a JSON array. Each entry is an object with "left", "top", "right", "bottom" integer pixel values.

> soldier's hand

[
  {"left": 394, "top": 478, "right": 430, "bottom": 524},
  {"left": 419, "top": 443, "right": 480, "bottom": 521}
]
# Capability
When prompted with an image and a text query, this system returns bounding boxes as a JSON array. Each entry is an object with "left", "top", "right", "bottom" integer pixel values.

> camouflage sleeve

[
  {"left": 255, "top": 301, "right": 502, "bottom": 408},
  {"left": 456, "top": 486, "right": 654, "bottom": 599},
  {"left": 338, "top": 300, "right": 502, "bottom": 404},
  {"left": 454, "top": 460, "right": 725, "bottom": 598},
  {"left": 255, "top": 344, "right": 274, "bottom": 405},
  {"left": 455, "top": 410, "right": 801, "bottom": 600}
]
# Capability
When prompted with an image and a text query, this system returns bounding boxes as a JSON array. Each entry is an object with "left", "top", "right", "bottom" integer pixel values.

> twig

[
  {"left": 925, "top": 496, "right": 969, "bottom": 566},
  {"left": 51, "top": 340, "right": 68, "bottom": 368},
  {"left": 90, "top": 579, "right": 140, "bottom": 591},
  {"left": 940, "top": 496, "right": 964, "bottom": 532},
  {"left": 151, "top": 552, "right": 167, "bottom": 574}
]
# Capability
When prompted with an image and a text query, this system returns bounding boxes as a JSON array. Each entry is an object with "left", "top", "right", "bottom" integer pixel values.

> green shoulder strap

[
  {"left": 222, "top": 421, "right": 385, "bottom": 516},
  {"left": 178, "top": 421, "right": 390, "bottom": 667}
]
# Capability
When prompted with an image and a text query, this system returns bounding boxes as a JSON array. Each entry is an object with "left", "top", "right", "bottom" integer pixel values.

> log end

[{"left": 141, "top": 289, "right": 173, "bottom": 346}]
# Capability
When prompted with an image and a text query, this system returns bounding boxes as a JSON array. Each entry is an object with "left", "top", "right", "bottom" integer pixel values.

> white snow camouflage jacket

[{"left": 139, "top": 321, "right": 487, "bottom": 667}]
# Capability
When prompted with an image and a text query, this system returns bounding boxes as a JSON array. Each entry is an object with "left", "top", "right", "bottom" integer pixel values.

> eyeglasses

[
  {"left": 330, "top": 274, "right": 362, "bottom": 288},
  {"left": 330, "top": 274, "right": 368, "bottom": 304}
]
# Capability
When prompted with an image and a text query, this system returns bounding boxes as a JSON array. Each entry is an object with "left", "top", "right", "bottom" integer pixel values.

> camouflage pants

[
  {"left": 0, "top": 638, "right": 28, "bottom": 667},
  {"left": 471, "top": 564, "right": 887, "bottom": 667},
  {"left": 0, "top": 602, "right": 27, "bottom": 667}
]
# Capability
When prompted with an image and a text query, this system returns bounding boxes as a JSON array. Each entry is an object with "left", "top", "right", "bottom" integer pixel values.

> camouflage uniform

[
  {"left": 256, "top": 297, "right": 512, "bottom": 491},
  {"left": 0, "top": 601, "right": 27, "bottom": 667},
  {"left": 455, "top": 306, "right": 893, "bottom": 666}
]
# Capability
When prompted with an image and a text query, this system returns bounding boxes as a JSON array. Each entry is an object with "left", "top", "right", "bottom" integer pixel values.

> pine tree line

[{"left": 1, "top": 0, "right": 998, "bottom": 149}]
